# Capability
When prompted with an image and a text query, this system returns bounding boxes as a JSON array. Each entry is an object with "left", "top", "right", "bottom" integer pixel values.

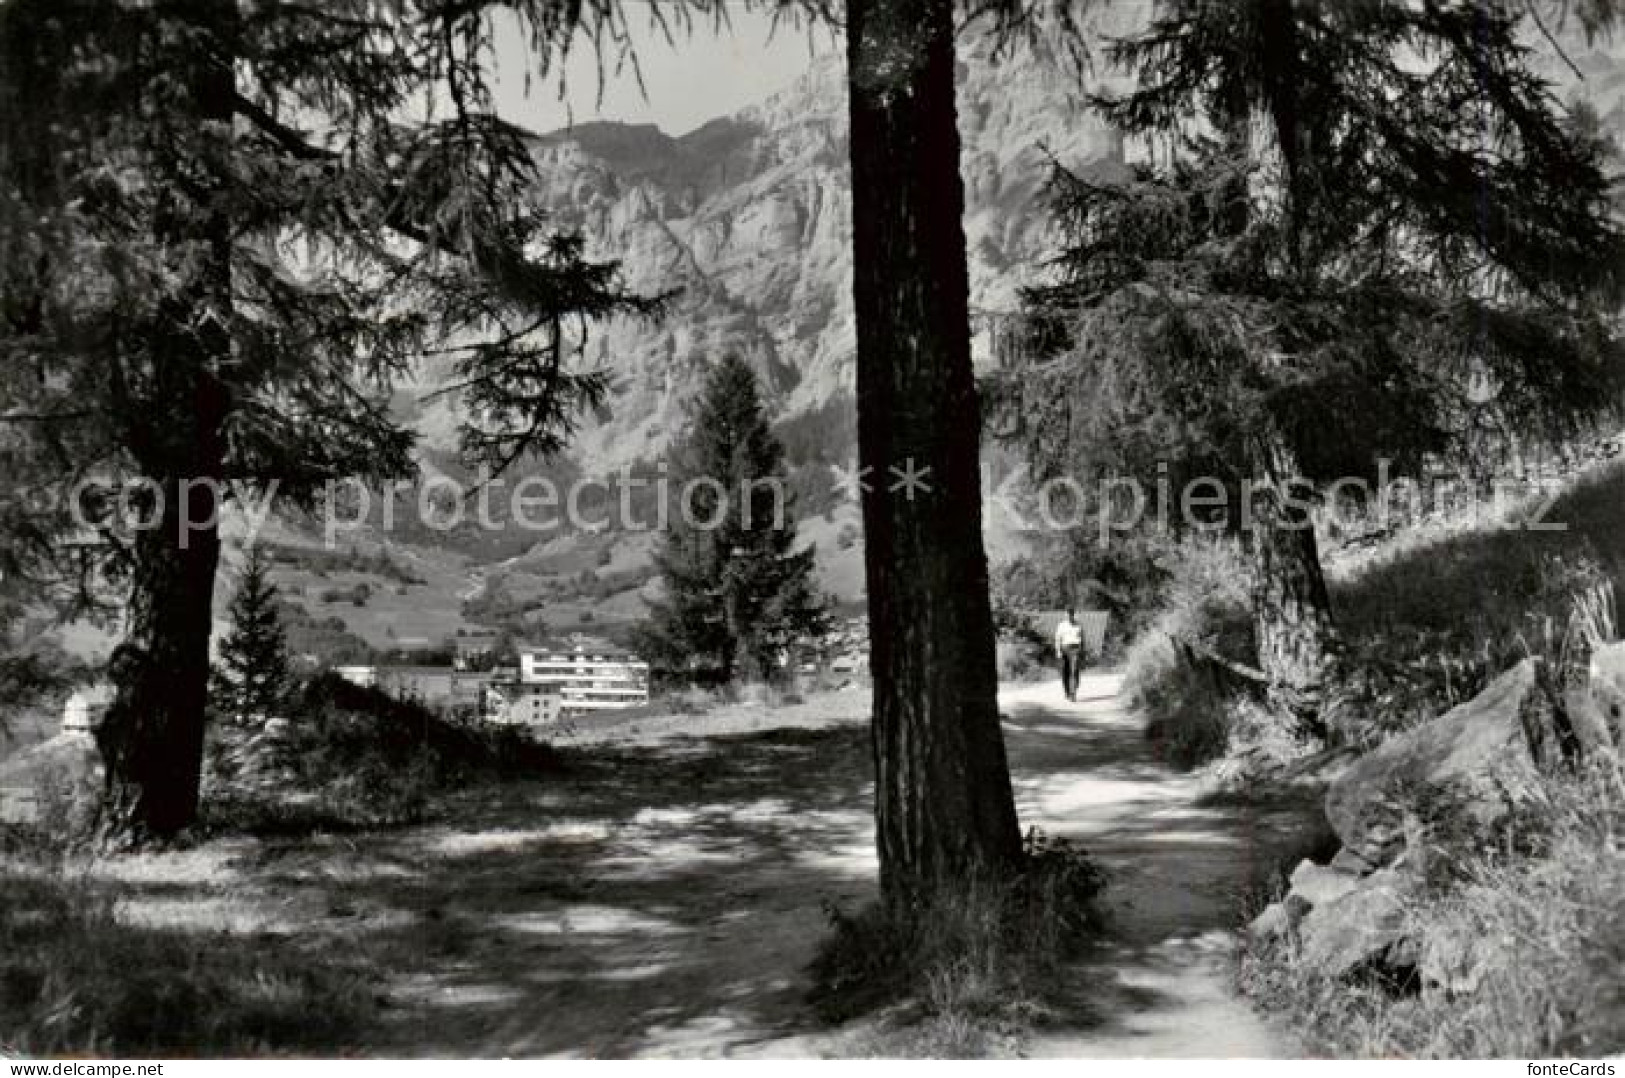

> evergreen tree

[
  {"left": 214, "top": 547, "right": 291, "bottom": 725},
  {"left": 0, "top": 1, "right": 655, "bottom": 843},
  {"left": 642, "top": 355, "right": 828, "bottom": 684},
  {"left": 1011, "top": 0, "right": 1625, "bottom": 731}
]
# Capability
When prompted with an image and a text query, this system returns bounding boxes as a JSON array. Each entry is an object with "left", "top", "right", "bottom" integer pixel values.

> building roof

[{"left": 519, "top": 635, "right": 640, "bottom": 660}]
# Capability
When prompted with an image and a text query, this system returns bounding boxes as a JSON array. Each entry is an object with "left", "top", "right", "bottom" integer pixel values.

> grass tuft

[
  {"left": 0, "top": 864, "right": 375, "bottom": 1056},
  {"left": 1239, "top": 761, "right": 1625, "bottom": 1058},
  {"left": 808, "top": 830, "right": 1106, "bottom": 1057}
]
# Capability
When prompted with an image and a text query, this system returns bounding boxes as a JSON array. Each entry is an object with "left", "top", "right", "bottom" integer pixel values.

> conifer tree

[
  {"left": 214, "top": 547, "right": 291, "bottom": 726},
  {"left": 0, "top": 1, "right": 654, "bottom": 842},
  {"left": 642, "top": 355, "right": 828, "bottom": 683},
  {"left": 1013, "top": 0, "right": 1625, "bottom": 730}
]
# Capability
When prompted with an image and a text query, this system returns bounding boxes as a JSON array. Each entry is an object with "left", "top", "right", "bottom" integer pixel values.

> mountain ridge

[
  {"left": 261, "top": 21, "right": 1625, "bottom": 653},
  {"left": 413, "top": 46, "right": 1123, "bottom": 473}
]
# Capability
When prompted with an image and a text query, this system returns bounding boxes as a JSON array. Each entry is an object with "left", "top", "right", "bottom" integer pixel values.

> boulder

[
  {"left": 1282, "top": 859, "right": 1362, "bottom": 924},
  {"left": 1589, "top": 641, "right": 1625, "bottom": 747},
  {"left": 1248, "top": 900, "right": 1293, "bottom": 942},
  {"left": 1296, "top": 866, "right": 1419, "bottom": 981},
  {"left": 1329, "top": 846, "right": 1376, "bottom": 875},
  {"left": 1325, "top": 659, "right": 1547, "bottom": 868},
  {"left": 1250, "top": 860, "right": 1365, "bottom": 942}
]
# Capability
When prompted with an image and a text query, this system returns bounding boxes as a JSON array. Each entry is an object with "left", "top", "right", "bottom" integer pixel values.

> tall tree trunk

[
  {"left": 1249, "top": 427, "right": 1334, "bottom": 736},
  {"left": 846, "top": 0, "right": 1024, "bottom": 904},
  {"left": 98, "top": 463, "right": 225, "bottom": 844},
  {"left": 97, "top": 6, "right": 234, "bottom": 845},
  {"left": 1214, "top": 85, "right": 1335, "bottom": 736}
]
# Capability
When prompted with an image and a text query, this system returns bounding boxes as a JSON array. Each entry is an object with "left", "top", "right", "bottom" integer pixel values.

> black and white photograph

[{"left": 1, "top": 0, "right": 1622, "bottom": 1063}]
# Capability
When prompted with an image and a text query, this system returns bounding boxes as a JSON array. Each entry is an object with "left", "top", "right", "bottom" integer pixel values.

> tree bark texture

[
  {"left": 1249, "top": 425, "right": 1335, "bottom": 736},
  {"left": 98, "top": 460, "right": 225, "bottom": 844},
  {"left": 845, "top": 0, "right": 1025, "bottom": 903}
]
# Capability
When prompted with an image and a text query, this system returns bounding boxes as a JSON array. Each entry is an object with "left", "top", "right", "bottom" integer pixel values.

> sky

[{"left": 488, "top": 7, "right": 838, "bottom": 137}]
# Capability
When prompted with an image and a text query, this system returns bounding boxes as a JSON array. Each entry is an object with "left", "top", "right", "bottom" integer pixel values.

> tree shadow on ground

[
  {"left": 999, "top": 691, "right": 1327, "bottom": 1054},
  {"left": 10, "top": 688, "right": 1327, "bottom": 1057},
  {"left": 178, "top": 724, "right": 884, "bottom": 1057}
]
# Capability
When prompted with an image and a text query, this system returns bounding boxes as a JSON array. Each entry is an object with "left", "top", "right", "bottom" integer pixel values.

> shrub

[
  {"left": 988, "top": 595, "right": 1053, "bottom": 683},
  {"left": 201, "top": 673, "right": 561, "bottom": 834},
  {"left": 731, "top": 680, "right": 810, "bottom": 709},
  {"left": 1132, "top": 638, "right": 1235, "bottom": 769},
  {"left": 1194, "top": 695, "right": 1322, "bottom": 796},
  {"left": 1122, "top": 538, "right": 1255, "bottom": 768},
  {"left": 656, "top": 684, "right": 733, "bottom": 715},
  {"left": 994, "top": 634, "right": 1049, "bottom": 682}
]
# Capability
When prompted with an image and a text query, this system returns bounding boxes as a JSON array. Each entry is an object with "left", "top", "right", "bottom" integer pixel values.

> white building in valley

[
  {"left": 517, "top": 637, "right": 650, "bottom": 716},
  {"left": 324, "top": 637, "right": 648, "bottom": 730},
  {"left": 333, "top": 664, "right": 377, "bottom": 689}
]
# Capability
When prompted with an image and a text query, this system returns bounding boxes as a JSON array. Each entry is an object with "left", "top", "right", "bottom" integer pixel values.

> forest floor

[{"left": 37, "top": 674, "right": 1321, "bottom": 1057}]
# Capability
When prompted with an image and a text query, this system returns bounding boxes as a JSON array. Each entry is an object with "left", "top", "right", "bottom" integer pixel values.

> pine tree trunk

[
  {"left": 98, "top": 468, "right": 225, "bottom": 844},
  {"left": 96, "top": 9, "right": 234, "bottom": 846},
  {"left": 1249, "top": 428, "right": 1335, "bottom": 736},
  {"left": 846, "top": 0, "right": 1024, "bottom": 904}
]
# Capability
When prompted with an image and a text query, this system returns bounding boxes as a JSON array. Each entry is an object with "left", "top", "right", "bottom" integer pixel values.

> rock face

[
  {"left": 414, "top": 41, "right": 1132, "bottom": 472},
  {"left": 1324, "top": 659, "right": 1549, "bottom": 869},
  {"left": 1254, "top": 653, "right": 1621, "bottom": 988},
  {"left": 1295, "top": 867, "right": 1419, "bottom": 981},
  {"left": 1588, "top": 641, "right": 1625, "bottom": 748},
  {"left": 402, "top": 18, "right": 1625, "bottom": 481}
]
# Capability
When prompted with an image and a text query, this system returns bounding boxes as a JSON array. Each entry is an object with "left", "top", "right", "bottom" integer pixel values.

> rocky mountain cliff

[
  {"left": 258, "top": 21, "right": 1625, "bottom": 647},
  {"left": 413, "top": 19, "right": 1625, "bottom": 477},
  {"left": 414, "top": 44, "right": 1128, "bottom": 471}
]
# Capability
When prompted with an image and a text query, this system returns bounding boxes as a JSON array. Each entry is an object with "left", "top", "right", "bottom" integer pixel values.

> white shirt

[{"left": 1055, "top": 619, "right": 1082, "bottom": 654}]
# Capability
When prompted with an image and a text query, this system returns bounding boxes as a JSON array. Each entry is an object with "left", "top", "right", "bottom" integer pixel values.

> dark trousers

[{"left": 1060, "top": 648, "right": 1080, "bottom": 700}]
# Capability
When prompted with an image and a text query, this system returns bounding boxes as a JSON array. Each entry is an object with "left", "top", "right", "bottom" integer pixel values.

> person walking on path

[{"left": 1055, "top": 609, "right": 1083, "bottom": 702}]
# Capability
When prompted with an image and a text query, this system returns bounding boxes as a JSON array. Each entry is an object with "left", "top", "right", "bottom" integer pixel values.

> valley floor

[{"left": 45, "top": 675, "right": 1321, "bottom": 1058}]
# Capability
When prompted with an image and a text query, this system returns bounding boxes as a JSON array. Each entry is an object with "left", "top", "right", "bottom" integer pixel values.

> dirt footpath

[
  {"left": 93, "top": 675, "right": 1317, "bottom": 1057},
  {"left": 1001, "top": 675, "right": 1316, "bottom": 1057}
]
